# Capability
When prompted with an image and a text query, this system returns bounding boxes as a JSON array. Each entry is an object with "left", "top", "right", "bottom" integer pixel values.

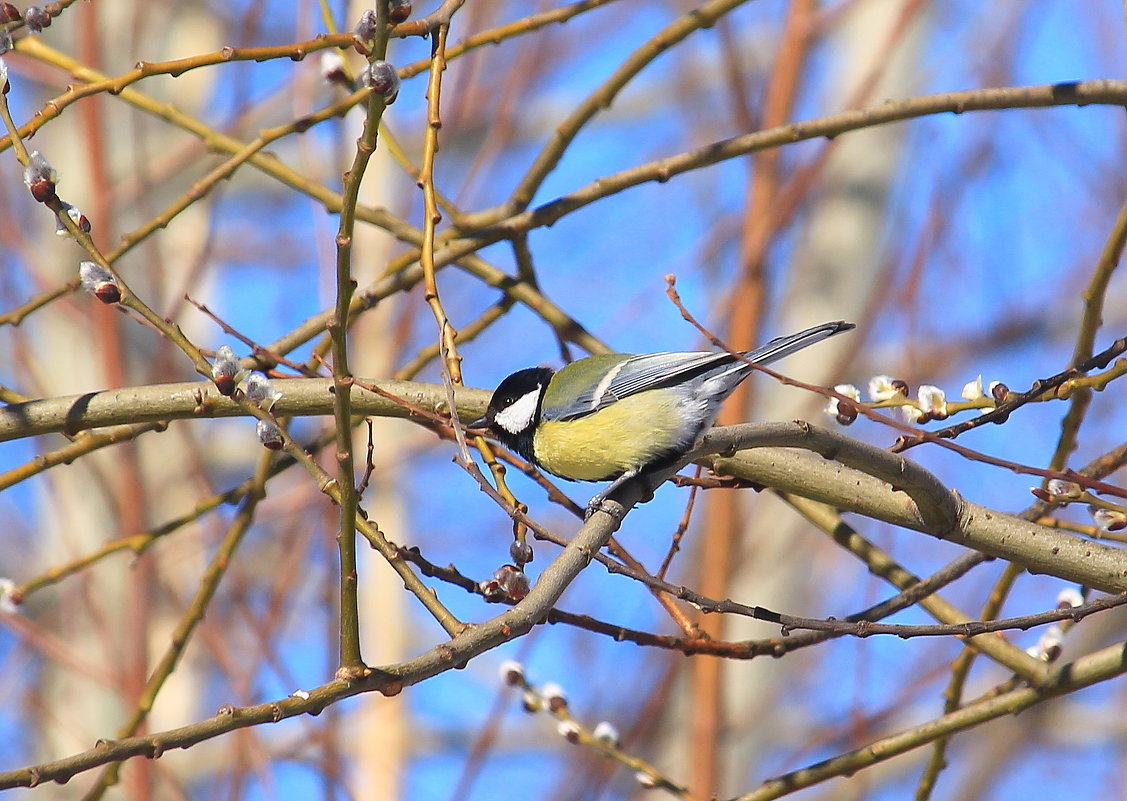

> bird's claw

[{"left": 584, "top": 495, "right": 625, "bottom": 522}]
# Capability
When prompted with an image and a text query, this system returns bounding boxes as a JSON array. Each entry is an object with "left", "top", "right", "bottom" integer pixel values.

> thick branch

[
  {"left": 696, "top": 423, "right": 1127, "bottom": 593},
  {"left": 0, "top": 379, "right": 490, "bottom": 442},
  {"left": 7, "top": 386, "right": 1126, "bottom": 591}
]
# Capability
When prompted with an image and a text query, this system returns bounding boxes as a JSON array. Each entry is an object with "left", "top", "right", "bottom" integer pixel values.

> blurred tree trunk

[
  {"left": 669, "top": 2, "right": 928, "bottom": 796},
  {"left": 350, "top": 125, "right": 411, "bottom": 801},
  {"left": 30, "top": 3, "right": 224, "bottom": 796},
  {"left": 341, "top": 6, "right": 411, "bottom": 798}
]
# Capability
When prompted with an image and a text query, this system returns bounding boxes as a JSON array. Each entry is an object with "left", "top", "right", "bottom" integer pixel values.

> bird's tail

[{"left": 743, "top": 320, "right": 855, "bottom": 365}]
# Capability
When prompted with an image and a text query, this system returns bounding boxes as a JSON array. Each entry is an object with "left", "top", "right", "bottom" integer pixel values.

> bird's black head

[{"left": 470, "top": 366, "right": 554, "bottom": 462}]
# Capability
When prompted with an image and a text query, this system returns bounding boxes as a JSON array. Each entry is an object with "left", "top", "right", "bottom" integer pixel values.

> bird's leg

[
  {"left": 585, "top": 459, "right": 693, "bottom": 519},
  {"left": 584, "top": 468, "right": 641, "bottom": 520}
]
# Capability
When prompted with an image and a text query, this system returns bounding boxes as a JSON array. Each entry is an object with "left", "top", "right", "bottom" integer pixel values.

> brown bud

[
  {"left": 93, "top": 282, "right": 121, "bottom": 304},
  {"left": 541, "top": 681, "right": 568, "bottom": 712},
  {"left": 0, "top": 3, "right": 19, "bottom": 22},
  {"left": 548, "top": 696, "right": 568, "bottom": 713},
  {"left": 499, "top": 662, "right": 524, "bottom": 686},
  {"left": 320, "top": 53, "right": 348, "bottom": 86},
  {"left": 1030, "top": 487, "right": 1052, "bottom": 502},
  {"left": 991, "top": 382, "right": 1010, "bottom": 403},
  {"left": 890, "top": 379, "right": 909, "bottom": 396},
  {"left": 379, "top": 678, "right": 404, "bottom": 697},
  {"left": 213, "top": 375, "right": 237, "bottom": 397},
  {"left": 28, "top": 179, "right": 56, "bottom": 203},
  {"left": 389, "top": 0, "right": 411, "bottom": 23}
]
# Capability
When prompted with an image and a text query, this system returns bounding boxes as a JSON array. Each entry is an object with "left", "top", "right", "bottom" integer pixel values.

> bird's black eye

[{"left": 491, "top": 366, "right": 552, "bottom": 413}]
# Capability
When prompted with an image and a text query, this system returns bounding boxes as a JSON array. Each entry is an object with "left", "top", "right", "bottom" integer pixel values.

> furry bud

[
  {"left": 23, "top": 5, "right": 50, "bottom": 31},
  {"left": 78, "top": 261, "right": 121, "bottom": 304},
  {"left": 363, "top": 59, "right": 399, "bottom": 102}
]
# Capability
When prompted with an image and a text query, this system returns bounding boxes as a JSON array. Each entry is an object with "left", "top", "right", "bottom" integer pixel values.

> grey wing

[
  {"left": 594, "top": 323, "right": 852, "bottom": 405},
  {"left": 547, "top": 351, "right": 735, "bottom": 422},
  {"left": 542, "top": 321, "right": 855, "bottom": 422}
]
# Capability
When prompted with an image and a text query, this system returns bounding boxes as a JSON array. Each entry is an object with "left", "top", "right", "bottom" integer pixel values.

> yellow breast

[{"left": 532, "top": 391, "right": 690, "bottom": 482}]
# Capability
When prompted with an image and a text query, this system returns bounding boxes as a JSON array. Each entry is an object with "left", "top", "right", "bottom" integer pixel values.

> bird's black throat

[{"left": 497, "top": 425, "right": 537, "bottom": 467}]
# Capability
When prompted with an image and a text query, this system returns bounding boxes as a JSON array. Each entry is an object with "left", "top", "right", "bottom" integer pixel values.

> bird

[{"left": 470, "top": 320, "right": 854, "bottom": 515}]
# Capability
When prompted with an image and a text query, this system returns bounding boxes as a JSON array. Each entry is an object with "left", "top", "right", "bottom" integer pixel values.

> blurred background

[{"left": 1, "top": 0, "right": 1127, "bottom": 799}]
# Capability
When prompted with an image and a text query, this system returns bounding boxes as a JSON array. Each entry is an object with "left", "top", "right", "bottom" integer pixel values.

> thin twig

[
  {"left": 731, "top": 639, "right": 1127, "bottom": 801},
  {"left": 326, "top": 0, "right": 398, "bottom": 677},
  {"left": 0, "top": 505, "right": 629, "bottom": 790},
  {"left": 1046, "top": 195, "right": 1127, "bottom": 472},
  {"left": 81, "top": 448, "right": 275, "bottom": 800}
]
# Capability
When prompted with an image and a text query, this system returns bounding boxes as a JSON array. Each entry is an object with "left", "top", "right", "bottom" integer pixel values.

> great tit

[{"left": 471, "top": 320, "right": 854, "bottom": 514}]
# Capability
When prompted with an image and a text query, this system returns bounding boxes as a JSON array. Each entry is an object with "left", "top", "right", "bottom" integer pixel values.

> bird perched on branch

[{"left": 471, "top": 320, "right": 854, "bottom": 516}]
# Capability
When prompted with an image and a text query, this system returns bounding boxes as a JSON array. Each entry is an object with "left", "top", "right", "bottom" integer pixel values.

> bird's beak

[{"left": 467, "top": 415, "right": 489, "bottom": 430}]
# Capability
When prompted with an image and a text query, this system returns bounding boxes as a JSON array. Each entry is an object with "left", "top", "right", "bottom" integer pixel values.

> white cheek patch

[{"left": 493, "top": 389, "right": 540, "bottom": 434}]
